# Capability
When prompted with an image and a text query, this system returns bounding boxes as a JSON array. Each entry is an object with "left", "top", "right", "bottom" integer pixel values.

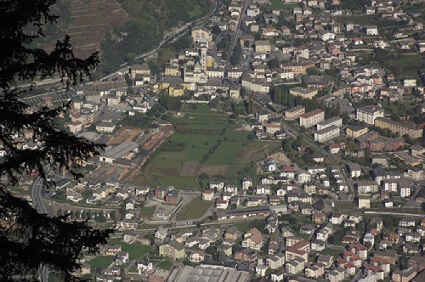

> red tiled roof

[{"left": 300, "top": 109, "right": 324, "bottom": 119}]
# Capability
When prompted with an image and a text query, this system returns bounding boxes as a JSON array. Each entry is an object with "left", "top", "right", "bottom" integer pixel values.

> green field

[
  {"left": 320, "top": 248, "right": 343, "bottom": 256},
  {"left": 181, "top": 103, "right": 214, "bottom": 114},
  {"left": 109, "top": 239, "right": 152, "bottom": 259},
  {"left": 176, "top": 196, "right": 212, "bottom": 220},
  {"left": 88, "top": 256, "right": 115, "bottom": 269},
  {"left": 132, "top": 109, "right": 281, "bottom": 189},
  {"left": 140, "top": 206, "right": 157, "bottom": 219},
  {"left": 269, "top": 0, "right": 298, "bottom": 10},
  {"left": 381, "top": 54, "right": 425, "bottom": 79},
  {"left": 155, "top": 259, "right": 174, "bottom": 270},
  {"left": 232, "top": 221, "right": 253, "bottom": 233}
]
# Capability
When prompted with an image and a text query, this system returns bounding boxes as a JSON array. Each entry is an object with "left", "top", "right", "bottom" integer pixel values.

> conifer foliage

[{"left": 0, "top": 1, "right": 113, "bottom": 280}]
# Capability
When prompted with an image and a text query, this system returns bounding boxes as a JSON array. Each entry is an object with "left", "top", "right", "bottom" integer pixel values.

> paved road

[
  {"left": 31, "top": 167, "right": 51, "bottom": 282},
  {"left": 225, "top": 0, "right": 250, "bottom": 69}
]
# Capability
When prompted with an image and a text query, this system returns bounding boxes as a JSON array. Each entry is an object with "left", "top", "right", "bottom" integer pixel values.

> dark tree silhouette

[{"left": 0, "top": 1, "right": 113, "bottom": 281}]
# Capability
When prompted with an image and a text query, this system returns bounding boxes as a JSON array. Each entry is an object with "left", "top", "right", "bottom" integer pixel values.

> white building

[
  {"left": 365, "top": 25, "right": 378, "bottom": 36},
  {"left": 314, "top": 126, "right": 340, "bottom": 143},
  {"left": 356, "top": 106, "right": 384, "bottom": 125},
  {"left": 316, "top": 117, "right": 343, "bottom": 131},
  {"left": 299, "top": 109, "right": 325, "bottom": 128}
]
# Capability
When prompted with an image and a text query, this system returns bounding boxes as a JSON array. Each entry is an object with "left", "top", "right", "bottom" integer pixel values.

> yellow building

[
  {"left": 130, "top": 63, "right": 151, "bottom": 79},
  {"left": 191, "top": 26, "right": 212, "bottom": 44},
  {"left": 374, "top": 117, "right": 423, "bottom": 139},
  {"left": 358, "top": 194, "right": 370, "bottom": 209},
  {"left": 346, "top": 125, "right": 369, "bottom": 139},
  {"left": 168, "top": 85, "right": 185, "bottom": 97},
  {"left": 159, "top": 242, "right": 186, "bottom": 260},
  {"left": 254, "top": 40, "right": 271, "bottom": 53},
  {"left": 285, "top": 106, "right": 306, "bottom": 120},
  {"left": 282, "top": 62, "right": 315, "bottom": 76},
  {"left": 165, "top": 65, "right": 180, "bottom": 76},
  {"left": 289, "top": 87, "right": 318, "bottom": 99}
]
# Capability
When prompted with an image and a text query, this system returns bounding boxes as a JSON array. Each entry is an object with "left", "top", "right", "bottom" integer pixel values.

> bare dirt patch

[
  {"left": 269, "top": 152, "right": 292, "bottom": 164},
  {"left": 199, "top": 165, "right": 228, "bottom": 176},
  {"left": 180, "top": 161, "right": 198, "bottom": 177},
  {"left": 109, "top": 128, "right": 141, "bottom": 145}
]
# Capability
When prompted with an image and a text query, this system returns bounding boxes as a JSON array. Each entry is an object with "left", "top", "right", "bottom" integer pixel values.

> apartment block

[
  {"left": 374, "top": 117, "right": 423, "bottom": 139},
  {"left": 316, "top": 117, "right": 343, "bottom": 131},
  {"left": 314, "top": 125, "right": 340, "bottom": 143},
  {"left": 285, "top": 106, "right": 305, "bottom": 120},
  {"left": 356, "top": 106, "right": 384, "bottom": 125},
  {"left": 299, "top": 109, "right": 325, "bottom": 128}
]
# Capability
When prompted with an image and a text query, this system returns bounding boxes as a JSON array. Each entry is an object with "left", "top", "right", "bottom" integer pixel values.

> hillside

[
  {"left": 38, "top": 0, "right": 211, "bottom": 71},
  {"left": 100, "top": 0, "right": 212, "bottom": 70}
]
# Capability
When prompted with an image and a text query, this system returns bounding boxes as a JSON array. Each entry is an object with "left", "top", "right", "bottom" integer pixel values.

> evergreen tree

[{"left": 0, "top": 1, "right": 112, "bottom": 281}]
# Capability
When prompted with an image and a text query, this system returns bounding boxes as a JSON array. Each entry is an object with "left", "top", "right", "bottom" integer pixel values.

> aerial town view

[{"left": 4, "top": 0, "right": 425, "bottom": 281}]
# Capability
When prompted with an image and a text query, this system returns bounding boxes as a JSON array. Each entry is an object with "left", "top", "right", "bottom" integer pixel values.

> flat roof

[
  {"left": 171, "top": 265, "right": 250, "bottom": 282},
  {"left": 102, "top": 141, "right": 138, "bottom": 160}
]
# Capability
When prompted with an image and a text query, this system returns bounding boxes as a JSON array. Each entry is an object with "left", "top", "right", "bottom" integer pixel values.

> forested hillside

[{"left": 101, "top": 0, "right": 212, "bottom": 70}]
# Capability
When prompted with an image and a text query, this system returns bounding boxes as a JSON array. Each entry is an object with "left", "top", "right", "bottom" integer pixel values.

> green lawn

[
  {"left": 139, "top": 223, "right": 171, "bottom": 230},
  {"left": 382, "top": 54, "right": 425, "bottom": 79},
  {"left": 176, "top": 196, "right": 212, "bottom": 220},
  {"left": 181, "top": 103, "right": 212, "bottom": 113},
  {"left": 320, "top": 248, "right": 343, "bottom": 256},
  {"left": 140, "top": 206, "right": 157, "bottom": 219},
  {"left": 232, "top": 221, "right": 252, "bottom": 233},
  {"left": 269, "top": 0, "right": 297, "bottom": 10},
  {"left": 109, "top": 239, "right": 152, "bottom": 259},
  {"left": 133, "top": 108, "right": 282, "bottom": 189},
  {"left": 88, "top": 256, "right": 115, "bottom": 269},
  {"left": 155, "top": 259, "right": 174, "bottom": 270},
  {"left": 334, "top": 202, "right": 356, "bottom": 211}
]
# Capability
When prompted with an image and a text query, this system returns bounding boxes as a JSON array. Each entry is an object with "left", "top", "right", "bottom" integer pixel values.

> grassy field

[
  {"left": 334, "top": 202, "right": 356, "bottom": 211},
  {"left": 155, "top": 259, "right": 174, "bottom": 270},
  {"left": 181, "top": 103, "right": 214, "bottom": 114},
  {"left": 88, "top": 256, "right": 114, "bottom": 269},
  {"left": 139, "top": 223, "right": 171, "bottom": 230},
  {"left": 269, "top": 0, "right": 298, "bottom": 10},
  {"left": 232, "top": 220, "right": 253, "bottom": 233},
  {"left": 382, "top": 54, "right": 425, "bottom": 79},
  {"left": 140, "top": 206, "right": 157, "bottom": 219},
  {"left": 320, "top": 248, "right": 343, "bottom": 256},
  {"left": 176, "top": 196, "right": 212, "bottom": 220},
  {"left": 132, "top": 108, "right": 282, "bottom": 189},
  {"left": 109, "top": 239, "right": 152, "bottom": 259}
]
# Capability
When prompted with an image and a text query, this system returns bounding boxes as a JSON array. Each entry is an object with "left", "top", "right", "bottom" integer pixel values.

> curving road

[{"left": 31, "top": 168, "right": 51, "bottom": 282}]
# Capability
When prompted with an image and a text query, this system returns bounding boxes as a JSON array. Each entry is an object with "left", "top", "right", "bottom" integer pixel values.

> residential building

[
  {"left": 289, "top": 87, "right": 318, "bottom": 99},
  {"left": 159, "top": 242, "right": 186, "bottom": 260},
  {"left": 357, "top": 106, "right": 384, "bottom": 125},
  {"left": 242, "top": 228, "right": 264, "bottom": 251},
  {"left": 356, "top": 181, "right": 379, "bottom": 194},
  {"left": 326, "top": 267, "right": 345, "bottom": 282},
  {"left": 346, "top": 125, "right": 369, "bottom": 139},
  {"left": 202, "top": 190, "right": 214, "bottom": 201},
  {"left": 392, "top": 267, "right": 417, "bottom": 282},
  {"left": 266, "top": 253, "right": 285, "bottom": 270},
  {"left": 358, "top": 194, "right": 371, "bottom": 209},
  {"left": 314, "top": 125, "right": 340, "bottom": 143},
  {"left": 286, "top": 258, "right": 305, "bottom": 274},
  {"left": 347, "top": 163, "right": 362, "bottom": 178},
  {"left": 285, "top": 240, "right": 310, "bottom": 262},
  {"left": 242, "top": 177, "right": 253, "bottom": 190},
  {"left": 254, "top": 40, "right": 271, "bottom": 53},
  {"left": 299, "top": 109, "right": 325, "bottom": 128},
  {"left": 285, "top": 106, "right": 306, "bottom": 120},
  {"left": 374, "top": 117, "right": 423, "bottom": 139}
]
